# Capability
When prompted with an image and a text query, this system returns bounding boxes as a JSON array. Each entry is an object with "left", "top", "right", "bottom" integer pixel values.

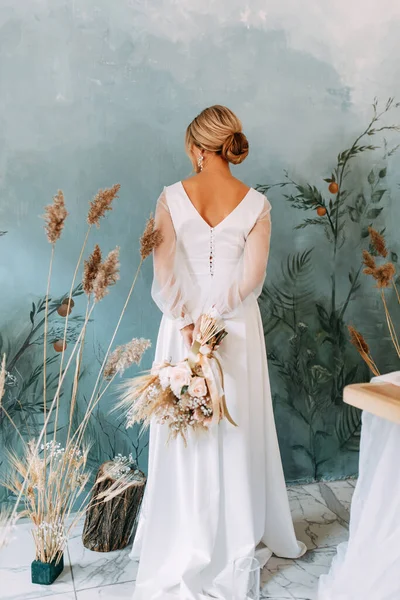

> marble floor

[{"left": 0, "top": 479, "right": 356, "bottom": 600}]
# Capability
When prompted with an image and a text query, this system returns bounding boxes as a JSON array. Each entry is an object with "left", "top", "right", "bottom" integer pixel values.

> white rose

[
  {"left": 158, "top": 366, "right": 171, "bottom": 390},
  {"left": 176, "top": 360, "right": 192, "bottom": 375},
  {"left": 188, "top": 376, "right": 207, "bottom": 398},
  {"left": 169, "top": 365, "right": 192, "bottom": 398}
]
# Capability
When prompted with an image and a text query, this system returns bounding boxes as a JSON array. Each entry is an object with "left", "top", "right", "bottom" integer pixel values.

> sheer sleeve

[
  {"left": 210, "top": 197, "right": 271, "bottom": 317},
  {"left": 151, "top": 189, "right": 194, "bottom": 329}
]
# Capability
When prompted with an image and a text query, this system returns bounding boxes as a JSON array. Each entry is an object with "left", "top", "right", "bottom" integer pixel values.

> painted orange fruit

[
  {"left": 317, "top": 206, "right": 327, "bottom": 216},
  {"left": 328, "top": 182, "right": 339, "bottom": 194},
  {"left": 53, "top": 340, "right": 67, "bottom": 352},
  {"left": 62, "top": 298, "right": 75, "bottom": 308},
  {"left": 57, "top": 304, "right": 72, "bottom": 317}
]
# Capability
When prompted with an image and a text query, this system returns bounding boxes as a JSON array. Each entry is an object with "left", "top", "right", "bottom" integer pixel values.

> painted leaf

[
  {"left": 315, "top": 430, "right": 331, "bottom": 439},
  {"left": 344, "top": 365, "right": 358, "bottom": 385},
  {"left": 348, "top": 206, "right": 360, "bottom": 222},
  {"left": 311, "top": 365, "right": 332, "bottom": 383},
  {"left": 316, "top": 303, "right": 330, "bottom": 332},
  {"left": 366, "top": 208, "right": 383, "bottom": 219},
  {"left": 30, "top": 302, "right": 36, "bottom": 325},
  {"left": 292, "top": 445, "right": 314, "bottom": 462},
  {"left": 371, "top": 189, "right": 386, "bottom": 203},
  {"left": 355, "top": 193, "right": 366, "bottom": 212},
  {"left": 367, "top": 169, "right": 375, "bottom": 184},
  {"left": 361, "top": 225, "right": 371, "bottom": 238},
  {"left": 391, "top": 251, "right": 398, "bottom": 263},
  {"left": 379, "top": 167, "right": 387, "bottom": 178}
]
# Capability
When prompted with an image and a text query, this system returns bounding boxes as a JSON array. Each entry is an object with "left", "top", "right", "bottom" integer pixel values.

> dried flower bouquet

[{"left": 118, "top": 311, "right": 236, "bottom": 444}]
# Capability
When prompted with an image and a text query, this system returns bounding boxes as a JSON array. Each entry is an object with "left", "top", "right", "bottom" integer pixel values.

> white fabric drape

[{"left": 318, "top": 372, "right": 400, "bottom": 600}]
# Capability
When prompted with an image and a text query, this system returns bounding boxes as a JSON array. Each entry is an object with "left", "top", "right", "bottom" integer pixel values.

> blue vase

[{"left": 31, "top": 554, "right": 64, "bottom": 585}]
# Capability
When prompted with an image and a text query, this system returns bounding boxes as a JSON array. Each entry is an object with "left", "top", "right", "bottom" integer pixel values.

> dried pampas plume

[
  {"left": 93, "top": 247, "right": 120, "bottom": 302},
  {"left": 348, "top": 325, "right": 380, "bottom": 376},
  {"left": 87, "top": 184, "right": 120, "bottom": 227},
  {"left": 364, "top": 260, "right": 396, "bottom": 288},
  {"left": 43, "top": 190, "right": 68, "bottom": 244},
  {"left": 374, "top": 263, "right": 396, "bottom": 288},
  {"left": 104, "top": 338, "right": 151, "bottom": 379},
  {"left": 368, "top": 227, "right": 388, "bottom": 258},
  {"left": 348, "top": 325, "right": 370, "bottom": 355},
  {"left": 140, "top": 215, "right": 163, "bottom": 260},
  {"left": 362, "top": 250, "right": 376, "bottom": 271},
  {"left": 83, "top": 244, "right": 102, "bottom": 296}
]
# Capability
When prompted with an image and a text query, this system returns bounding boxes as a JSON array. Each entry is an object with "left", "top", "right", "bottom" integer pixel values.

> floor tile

[
  {"left": 295, "top": 480, "right": 355, "bottom": 526},
  {"left": 0, "top": 522, "right": 74, "bottom": 600},
  {"left": 324, "top": 481, "right": 355, "bottom": 513},
  {"left": 261, "top": 548, "right": 336, "bottom": 600},
  {"left": 76, "top": 581, "right": 134, "bottom": 598},
  {"left": 287, "top": 486, "right": 349, "bottom": 550},
  {"left": 40, "top": 595, "right": 76, "bottom": 600},
  {"left": 67, "top": 522, "right": 137, "bottom": 592}
]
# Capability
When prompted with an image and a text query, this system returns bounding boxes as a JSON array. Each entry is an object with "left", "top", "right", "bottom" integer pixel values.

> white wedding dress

[{"left": 130, "top": 181, "right": 306, "bottom": 599}]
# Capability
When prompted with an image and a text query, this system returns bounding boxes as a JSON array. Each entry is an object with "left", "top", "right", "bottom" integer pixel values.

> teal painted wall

[{"left": 1, "top": 1, "right": 400, "bottom": 503}]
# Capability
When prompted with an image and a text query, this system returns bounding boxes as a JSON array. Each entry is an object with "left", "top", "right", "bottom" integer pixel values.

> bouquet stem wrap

[{"left": 188, "top": 341, "right": 237, "bottom": 428}]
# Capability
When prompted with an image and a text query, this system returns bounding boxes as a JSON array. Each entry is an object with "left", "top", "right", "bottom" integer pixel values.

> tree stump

[{"left": 82, "top": 460, "right": 146, "bottom": 552}]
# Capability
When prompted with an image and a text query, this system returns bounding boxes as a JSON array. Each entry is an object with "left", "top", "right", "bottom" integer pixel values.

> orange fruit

[
  {"left": 57, "top": 304, "right": 72, "bottom": 317},
  {"left": 62, "top": 298, "right": 75, "bottom": 308},
  {"left": 53, "top": 340, "right": 67, "bottom": 352},
  {"left": 317, "top": 206, "right": 327, "bottom": 216},
  {"left": 328, "top": 182, "right": 339, "bottom": 194}
]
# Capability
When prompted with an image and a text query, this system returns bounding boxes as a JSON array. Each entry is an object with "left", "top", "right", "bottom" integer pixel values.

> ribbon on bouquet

[{"left": 188, "top": 341, "right": 237, "bottom": 428}]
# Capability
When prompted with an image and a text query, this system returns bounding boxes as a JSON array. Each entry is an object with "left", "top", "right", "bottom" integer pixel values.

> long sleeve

[
  {"left": 209, "top": 197, "right": 271, "bottom": 317},
  {"left": 151, "top": 188, "right": 194, "bottom": 329}
]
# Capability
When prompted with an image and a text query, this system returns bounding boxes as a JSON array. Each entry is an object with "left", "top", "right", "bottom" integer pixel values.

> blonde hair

[{"left": 185, "top": 105, "right": 249, "bottom": 169}]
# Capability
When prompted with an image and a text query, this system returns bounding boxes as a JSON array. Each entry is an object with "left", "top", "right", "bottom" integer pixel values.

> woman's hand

[
  {"left": 180, "top": 324, "right": 194, "bottom": 349},
  {"left": 192, "top": 316, "right": 202, "bottom": 344}
]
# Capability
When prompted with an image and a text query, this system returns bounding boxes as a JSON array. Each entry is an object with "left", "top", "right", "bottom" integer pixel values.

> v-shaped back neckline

[{"left": 179, "top": 180, "right": 253, "bottom": 230}]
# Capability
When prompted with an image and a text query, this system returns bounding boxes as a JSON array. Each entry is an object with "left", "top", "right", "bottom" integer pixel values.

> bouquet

[{"left": 118, "top": 311, "right": 237, "bottom": 442}]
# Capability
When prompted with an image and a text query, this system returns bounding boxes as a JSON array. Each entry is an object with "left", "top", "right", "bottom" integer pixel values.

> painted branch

[{"left": 82, "top": 461, "right": 146, "bottom": 552}]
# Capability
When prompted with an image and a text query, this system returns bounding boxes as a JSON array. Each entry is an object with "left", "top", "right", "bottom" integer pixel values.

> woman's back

[
  {"left": 154, "top": 180, "right": 270, "bottom": 323},
  {"left": 180, "top": 172, "right": 252, "bottom": 229}
]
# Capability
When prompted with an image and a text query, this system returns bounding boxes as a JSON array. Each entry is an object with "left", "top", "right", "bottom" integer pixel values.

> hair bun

[{"left": 221, "top": 131, "right": 249, "bottom": 165}]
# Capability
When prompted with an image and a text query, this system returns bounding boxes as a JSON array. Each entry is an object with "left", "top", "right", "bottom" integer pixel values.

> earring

[{"left": 197, "top": 154, "right": 204, "bottom": 172}]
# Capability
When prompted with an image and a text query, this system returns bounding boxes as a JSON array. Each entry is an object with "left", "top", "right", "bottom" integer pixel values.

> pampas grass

[
  {"left": 351, "top": 228, "right": 399, "bottom": 372},
  {"left": 1, "top": 184, "right": 160, "bottom": 562}
]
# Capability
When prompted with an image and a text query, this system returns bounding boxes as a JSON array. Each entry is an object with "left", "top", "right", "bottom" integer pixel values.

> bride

[{"left": 130, "top": 105, "right": 306, "bottom": 599}]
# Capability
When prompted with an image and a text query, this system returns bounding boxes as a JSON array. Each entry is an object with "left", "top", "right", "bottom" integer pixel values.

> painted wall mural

[
  {"left": 258, "top": 99, "right": 400, "bottom": 481},
  {"left": 1, "top": 1, "right": 400, "bottom": 504}
]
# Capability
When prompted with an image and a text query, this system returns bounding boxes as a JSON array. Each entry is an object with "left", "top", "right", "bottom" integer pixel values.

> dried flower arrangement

[
  {"left": 116, "top": 311, "right": 235, "bottom": 445},
  {"left": 0, "top": 187, "right": 161, "bottom": 580},
  {"left": 349, "top": 227, "right": 399, "bottom": 375}
]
